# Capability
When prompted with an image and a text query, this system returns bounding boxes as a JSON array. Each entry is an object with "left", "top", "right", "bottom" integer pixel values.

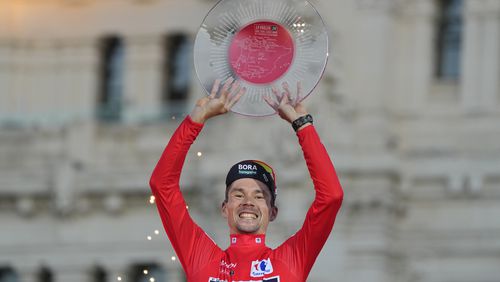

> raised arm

[
  {"left": 149, "top": 78, "right": 245, "bottom": 274},
  {"left": 267, "top": 82, "right": 344, "bottom": 280}
]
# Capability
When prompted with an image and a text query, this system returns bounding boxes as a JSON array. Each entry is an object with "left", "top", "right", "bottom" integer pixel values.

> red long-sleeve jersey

[{"left": 150, "top": 116, "right": 343, "bottom": 282}]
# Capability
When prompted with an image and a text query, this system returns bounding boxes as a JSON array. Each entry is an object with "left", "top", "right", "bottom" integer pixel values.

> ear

[
  {"left": 221, "top": 201, "right": 228, "bottom": 219},
  {"left": 269, "top": 206, "right": 278, "bottom": 222}
]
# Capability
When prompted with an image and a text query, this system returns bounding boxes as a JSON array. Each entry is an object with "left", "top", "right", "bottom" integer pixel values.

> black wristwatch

[{"left": 292, "top": 114, "right": 313, "bottom": 132}]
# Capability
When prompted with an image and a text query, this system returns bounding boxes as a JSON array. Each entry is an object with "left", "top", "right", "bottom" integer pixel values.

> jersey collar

[{"left": 229, "top": 234, "right": 266, "bottom": 247}]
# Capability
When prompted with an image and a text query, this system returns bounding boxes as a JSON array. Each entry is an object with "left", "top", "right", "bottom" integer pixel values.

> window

[
  {"left": 97, "top": 36, "right": 125, "bottom": 121},
  {"left": 130, "top": 263, "right": 165, "bottom": 282},
  {"left": 0, "top": 267, "right": 18, "bottom": 282},
  {"left": 38, "top": 267, "right": 53, "bottom": 282},
  {"left": 435, "top": 0, "right": 463, "bottom": 80},
  {"left": 92, "top": 266, "right": 106, "bottom": 282},
  {"left": 162, "top": 33, "right": 192, "bottom": 117}
]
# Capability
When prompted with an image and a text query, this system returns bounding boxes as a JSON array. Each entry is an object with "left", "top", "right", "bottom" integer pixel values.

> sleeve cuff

[
  {"left": 296, "top": 124, "right": 315, "bottom": 136},
  {"left": 186, "top": 115, "right": 205, "bottom": 129}
]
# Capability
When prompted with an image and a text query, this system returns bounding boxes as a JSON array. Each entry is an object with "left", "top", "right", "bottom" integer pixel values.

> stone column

[
  {"left": 0, "top": 1, "right": 16, "bottom": 121},
  {"left": 53, "top": 158, "right": 76, "bottom": 215},
  {"left": 461, "top": 0, "right": 484, "bottom": 111},
  {"left": 71, "top": 40, "right": 99, "bottom": 123},
  {"left": 479, "top": 1, "right": 500, "bottom": 110},
  {"left": 124, "top": 36, "right": 163, "bottom": 123},
  {"left": 352, "top": 0, "right": 394, "bottom": 111},
  {"left": 339, "top": 173, "right": 399, "bottom": 282},
  {"left": 351, "top": 0, "right": 395, "bottom": 151},
  {"left": 408, "top": 0, "right": 436, "bottom": 112},
  {"left": 26, "top": 40, "right": 56, "bottom": 124},
  {"left": 0, "top": 42, "right": 12, "bottom": 121},
  {"left": 10, "top": 41, "right": 29, "bottom": 123}
]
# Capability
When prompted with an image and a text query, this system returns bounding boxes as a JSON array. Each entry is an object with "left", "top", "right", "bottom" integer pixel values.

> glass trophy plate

[{"left": 194, "top": 0, "right": 329, "bottom": 116}]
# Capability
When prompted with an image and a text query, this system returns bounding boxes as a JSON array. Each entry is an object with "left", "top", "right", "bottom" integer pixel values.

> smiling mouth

[{"left": 239, "top": 212, "right": 258, "bottom": 219}]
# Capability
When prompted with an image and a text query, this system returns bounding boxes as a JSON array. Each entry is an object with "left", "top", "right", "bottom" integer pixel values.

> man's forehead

[
  {"left": 229, "top": 179, "right": 269, "bottom": 193},
  {"left": 229, "top": 186, "right": 265, "bottom": 193}
]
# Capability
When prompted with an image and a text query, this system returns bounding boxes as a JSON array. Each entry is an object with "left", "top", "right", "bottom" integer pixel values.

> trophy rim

[{"left": 193, "top": 0, "right": 330, "bottom": 117}]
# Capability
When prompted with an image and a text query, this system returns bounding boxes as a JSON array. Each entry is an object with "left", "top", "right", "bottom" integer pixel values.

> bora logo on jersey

[{"left": 250, "top": 258, "right": 273, "bottom": 277}]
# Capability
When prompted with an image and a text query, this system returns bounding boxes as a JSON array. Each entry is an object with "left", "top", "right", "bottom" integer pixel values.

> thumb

[{"left": 295, "top": 103, "right": 307, "bottom": 115}]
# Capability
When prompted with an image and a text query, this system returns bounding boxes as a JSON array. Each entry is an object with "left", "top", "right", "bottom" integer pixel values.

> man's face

[{"left": 222, "top": 178, "right": 278, "bottom": 234}]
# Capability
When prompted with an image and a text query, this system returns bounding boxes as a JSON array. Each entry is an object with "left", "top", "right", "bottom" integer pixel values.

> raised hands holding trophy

[{"left": 191, "top": 78, "right": 308, "bottom": 127}]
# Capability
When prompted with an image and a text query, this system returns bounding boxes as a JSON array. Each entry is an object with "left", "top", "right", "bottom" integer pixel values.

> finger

[
  {"left": 223, "top": 80, "right": 239, "bottom": 103},
  {"left": 271, "top": 86, "right": 281, "bottom": 100},
  {"left": 279, "top": 91, "right": 291, "bottom": 106},
  {"left": 295, "top": 102, "right": 307, "bottom": 115},
  {"left": 226, "top": 83, "right": 241, "bottom": 101},
  {"left": 281, "top": 82, "right": 292, "bottom": 104},
  {"left": 220, "top": 77, "right": 234, "bottom": 99},
  {"left": 227, "top": 87, "right": 246, "bottom": 109},
  {"left": 295, "top": 81, "right": 302, "bottom": 105},
  {"left": 282, "top": 81, "right": 291, "bottom": 98},
  {"left": 294, "top": 93, "right": 301, "bottom": 106},
  {"left": 264, "top": 95, "right": 279, "bottom": 109},
  {"left": 224, "top": 76, "right": 234, "bottom": 84},
  {"left": 209, "top": 79, "right": 221, "bottom": 99},
  {"left": 282, "top": 81, "right": 290, "bottom": 93},
  {"left": 195, "top": 96, "right": 210, "bottom": 107},
  {"left": 228, "top": 80, "right": 241, "bottom": 98},
  {"left": 264, "top": 96, "right": 279, "bottom": 110}
]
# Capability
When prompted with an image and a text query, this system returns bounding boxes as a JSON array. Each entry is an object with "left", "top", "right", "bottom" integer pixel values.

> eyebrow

[{"left": 230, "top": 187, "right": 265, "bottom": 194}]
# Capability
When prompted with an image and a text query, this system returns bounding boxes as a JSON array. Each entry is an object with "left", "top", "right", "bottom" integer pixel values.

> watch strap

[{"left": 292, "top": 114, "right": 313, "bottom": 132}]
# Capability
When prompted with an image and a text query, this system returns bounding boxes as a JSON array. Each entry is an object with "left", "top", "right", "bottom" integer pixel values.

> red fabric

[{"left": 150, "top": 117, "right": 343, "bottom": 282}]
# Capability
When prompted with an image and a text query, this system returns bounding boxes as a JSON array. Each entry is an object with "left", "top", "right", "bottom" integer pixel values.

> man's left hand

[{"left": 264, "top": 81, "right": 309, "bottom": 125}]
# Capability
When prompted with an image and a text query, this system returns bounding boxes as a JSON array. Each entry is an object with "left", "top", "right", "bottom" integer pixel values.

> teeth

[{"left": 239, "top": 213, "right": 257, "bottom": 219}]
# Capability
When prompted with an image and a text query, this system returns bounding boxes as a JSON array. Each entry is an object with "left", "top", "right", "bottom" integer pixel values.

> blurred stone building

[{"left": 1, "top": 0, "right": 499, "bottom": 281}]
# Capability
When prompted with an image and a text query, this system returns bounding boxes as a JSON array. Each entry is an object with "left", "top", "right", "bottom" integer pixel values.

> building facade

[{"left": 1, "top": 0, "right": 500, "bottom": 281}]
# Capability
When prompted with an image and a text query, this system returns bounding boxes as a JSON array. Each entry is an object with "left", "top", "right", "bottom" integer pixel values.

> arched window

[
  {"left": 162, "top": 33, "right": 192, "bottom": 117},
  {"left": 97, "top": 35, "right": 125, "bottom": 121},
  {"left": 0, "top": 267, "right": 18, "bottom": 282},
  {"left": 435, "top": 0, "right": 463, "bottom": 80}
]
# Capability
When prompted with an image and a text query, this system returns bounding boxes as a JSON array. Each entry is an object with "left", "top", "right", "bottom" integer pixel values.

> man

[{"left": 150, "top": 78, "right": 343, "bottom": 281}]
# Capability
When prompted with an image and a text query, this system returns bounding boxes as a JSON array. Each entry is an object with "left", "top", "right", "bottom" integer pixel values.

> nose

[{"left": 240, "top": 196, "right": 255, "bottom": 206}]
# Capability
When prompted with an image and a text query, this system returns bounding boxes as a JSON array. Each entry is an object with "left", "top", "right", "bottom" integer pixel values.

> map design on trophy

[
  {"left": 229, "top": 21, "right": 294, "bottom": 84},
  {"left": 194, "top": 0, "right": 329, "bottom": 116}
]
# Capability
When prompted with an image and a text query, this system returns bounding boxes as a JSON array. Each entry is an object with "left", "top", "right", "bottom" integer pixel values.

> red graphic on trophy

[{"left": 229, "top": 21, "right": 294, "bottom": 84}]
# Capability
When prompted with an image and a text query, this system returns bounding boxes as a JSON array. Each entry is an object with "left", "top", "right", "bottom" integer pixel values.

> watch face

[{"left": 194, "top": 0, "right": 329, "bottom": 116}]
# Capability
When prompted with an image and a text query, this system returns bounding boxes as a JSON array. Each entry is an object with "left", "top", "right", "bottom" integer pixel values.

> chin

[{"left": 236, "top": 225, "right": 260, "bottom": 234}]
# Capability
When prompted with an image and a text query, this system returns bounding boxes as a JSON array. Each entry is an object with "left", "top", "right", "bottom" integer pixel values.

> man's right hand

[{"left": 190, "top": 78, "right": 246, "bottom": 124}]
